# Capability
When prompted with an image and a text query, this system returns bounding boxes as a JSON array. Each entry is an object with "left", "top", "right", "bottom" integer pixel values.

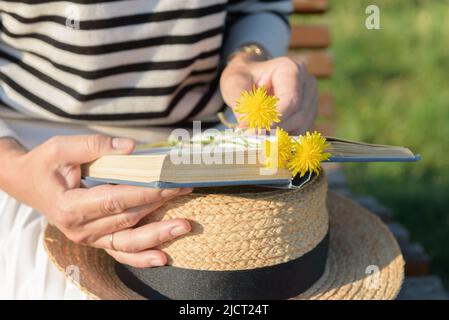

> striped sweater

[{"left": 0, "top": 0, "right": 291, "bottom": 138}]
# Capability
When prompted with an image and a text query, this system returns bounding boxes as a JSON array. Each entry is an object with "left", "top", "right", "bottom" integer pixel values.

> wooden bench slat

[
  {"left": 290, "top": 51, "right": 334, "bottom": 78},
  {"left": 317, "top": 93, "right": 334, "bottom": 117},
  {"left": 402, "top": 243, "right": 430, "bottom": 277},
  {"left": 289, "top": 25, "right": 331, "bottom": 49},
  {"left": 397, "top": 276, "right": 449, "bottom": 300},
  {"left": 293, "top": 0, "right": 329, "bottom": 14}
]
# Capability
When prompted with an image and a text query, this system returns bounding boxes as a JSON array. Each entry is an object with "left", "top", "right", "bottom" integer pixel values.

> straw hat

[{"left": 44, "top": 173, "right": 404, "bottom": 300}]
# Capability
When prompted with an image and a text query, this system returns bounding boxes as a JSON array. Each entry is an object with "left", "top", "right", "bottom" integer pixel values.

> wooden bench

[
  {"left": 289, "top": 0, "right": 333, "bottom": 78},
  {"left": 288, "top": 0, "right": 334, "bottom": 135}
]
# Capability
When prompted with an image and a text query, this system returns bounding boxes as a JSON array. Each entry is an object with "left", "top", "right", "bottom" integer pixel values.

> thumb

[
  {"left": 220, "top": 71, "right": 254, "bottom": 129},
  {"left": 220, "top": 68, "right": 254, "bottom": 108},
  {"left": 47, "top": 135, "right": 135, "bottom": 165}
]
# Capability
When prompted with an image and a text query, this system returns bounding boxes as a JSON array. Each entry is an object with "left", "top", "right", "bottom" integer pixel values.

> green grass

[{"left": 293, "top": 0, "right": 449, "bottom": 287}]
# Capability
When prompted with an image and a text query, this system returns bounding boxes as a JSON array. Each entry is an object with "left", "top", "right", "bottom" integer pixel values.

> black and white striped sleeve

[{"left": 223, "top": 0, "right": 292, "bottom": 59}]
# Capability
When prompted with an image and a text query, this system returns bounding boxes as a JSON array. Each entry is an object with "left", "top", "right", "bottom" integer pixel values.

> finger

[
  {"left": 281, "top": 85, "right": 319, "bottom": 135},
  {"left": 44, "top": 134, "right": 135, "bottom": 165},
  {"left": 63, "top": 185, "right": 193, "bottom": 221},
  {"left": 105, "top": 248, "right": 167, "bottom": 268},
  {"left": 77, "top": 200, "right": 169, "bottom": 242},
  {"left": 271, "top": 61, "right": 306, "bottom": 123},
  {"left": 93, "top": 218, "right": 191, "bottom": 253},
  {"left": 274, "top": 64, "right": 316, "bottom": 133}
]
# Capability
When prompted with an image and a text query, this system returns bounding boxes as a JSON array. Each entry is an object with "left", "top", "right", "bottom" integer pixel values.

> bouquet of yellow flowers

[{"left": 234, "top": 86, "right": 331, "bottom": 178}]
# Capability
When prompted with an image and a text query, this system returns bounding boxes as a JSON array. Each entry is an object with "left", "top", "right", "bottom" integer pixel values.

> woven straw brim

[{"left": 43, "top": 192, "right": 404, "bottom": 300}]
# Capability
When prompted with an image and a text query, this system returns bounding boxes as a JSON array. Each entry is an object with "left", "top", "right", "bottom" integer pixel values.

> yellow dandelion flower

[
  {"left": 288, "top": 131, "right": 331, "bottom": 177},
  {"left": 263, "top": 128, "right": 293, "bottom": 168},
  {"left": 234, "top": 86, "right": 281, "bottom": 131}
]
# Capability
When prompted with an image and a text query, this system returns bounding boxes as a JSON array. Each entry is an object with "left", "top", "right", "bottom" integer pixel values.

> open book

[
  {"left": 81, "top": 136, "right": 419, "bottom": 188},
  {"left": 325, "top": 137, "right": 420, "bottom": 162}
]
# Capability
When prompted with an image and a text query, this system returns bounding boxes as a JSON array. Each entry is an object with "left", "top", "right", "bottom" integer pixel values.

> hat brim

[{"left": 43, "top": 192, "right": 404, "bottom": 300}]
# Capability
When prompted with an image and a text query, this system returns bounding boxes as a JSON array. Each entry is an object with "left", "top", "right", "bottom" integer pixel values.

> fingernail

[
  {"left": 178, "top": 187, "right": 194, "bottom": 195},
  {"left": 149, "top": 258, "right": 165, "bottom": 267},
  {"left": 112, "top": 137, "right": 134, "bottom": 150},
  {"left": 161, "top": 188, "right": 180, "bottom": 197},
  {"left": 170, "top": 225, "right": 189, "bottom": 237}
]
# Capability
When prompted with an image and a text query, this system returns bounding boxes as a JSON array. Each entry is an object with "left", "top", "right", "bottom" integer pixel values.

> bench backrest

[{"left": 289, "top": 0, "right": 334, "bottom": 134}]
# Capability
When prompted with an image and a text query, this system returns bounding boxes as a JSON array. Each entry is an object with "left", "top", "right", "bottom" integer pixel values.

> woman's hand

[
  {"left": 220, "top": 52, "right": 318, "bottom": 134},
  {"left": 0, "top": 135, "right": 192, "bottom": 268}
]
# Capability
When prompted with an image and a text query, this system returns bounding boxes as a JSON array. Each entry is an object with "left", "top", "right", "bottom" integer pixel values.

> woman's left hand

[{"left": 220, "top": 52, "right": 318, "bottom": 134}]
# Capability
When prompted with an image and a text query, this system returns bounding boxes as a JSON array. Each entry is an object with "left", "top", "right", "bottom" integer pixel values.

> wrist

[
  {"left": 229, "top": 51, "right": 261, "bottom": 65},
  {"left": 0, "top": 138, "right": 27, "bottom": 190},
  {"left": 227, "top": 44, "right": 271, "bottom": 66}
]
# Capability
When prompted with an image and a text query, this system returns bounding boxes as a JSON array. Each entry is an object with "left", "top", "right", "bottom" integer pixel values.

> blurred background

[{"left": 292, "top": 0, "right": 449, "bottom": 290}]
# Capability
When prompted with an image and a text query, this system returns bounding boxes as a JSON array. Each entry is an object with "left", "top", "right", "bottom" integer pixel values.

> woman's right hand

[{"left": 0, "top": 134, "right": 192, "bottom": 268}]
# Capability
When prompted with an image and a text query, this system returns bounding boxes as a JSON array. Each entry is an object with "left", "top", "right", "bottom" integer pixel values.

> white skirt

[
  {"left": 0, "top": 117, "right": 178, "bottom": 299},
  {"left": 0, "top": 190, "right": 89, "bottom": 299}
]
